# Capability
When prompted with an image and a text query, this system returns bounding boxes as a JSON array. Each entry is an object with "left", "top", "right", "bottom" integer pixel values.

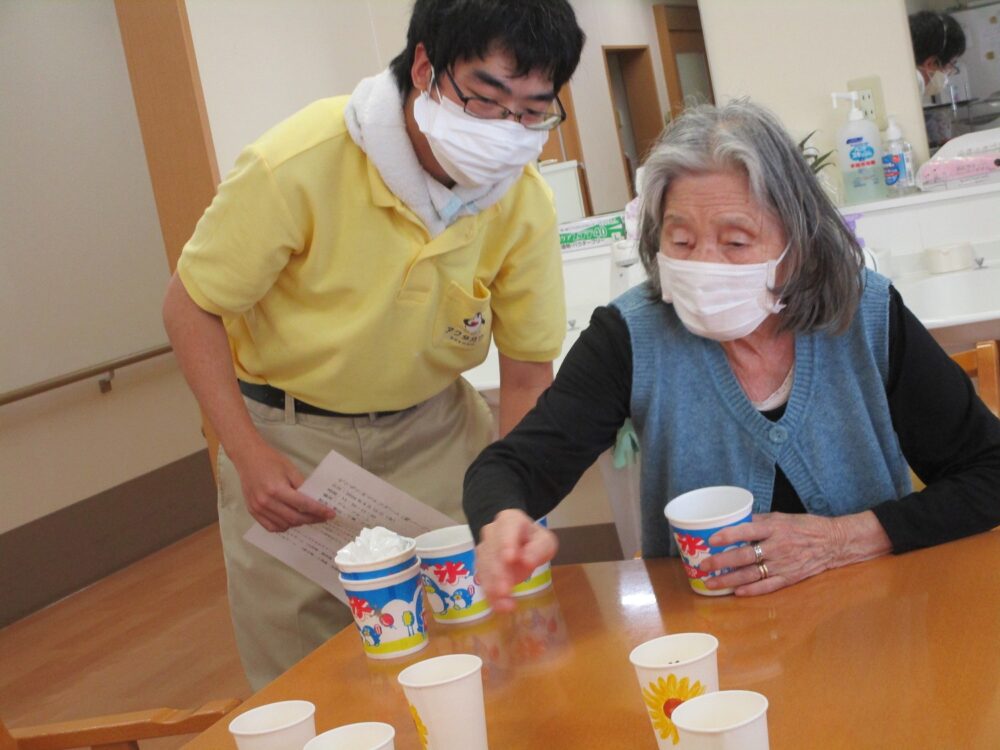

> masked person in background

[
  {"left": 910, "top": 10, "right": 968, "bottom": 147},
  {"left": 910, "top": 10, "right": 967, "bottom": 98},
  {"left": 464, "top": 101, "right": 1000, "bottom": 612},
  {"left": 163, "top": 0, "right": 584, "bottom": 690}
]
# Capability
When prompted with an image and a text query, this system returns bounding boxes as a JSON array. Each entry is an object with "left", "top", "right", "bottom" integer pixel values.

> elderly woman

[{"left": 463, "top": 101, "right": 1000, "bottom": 610}]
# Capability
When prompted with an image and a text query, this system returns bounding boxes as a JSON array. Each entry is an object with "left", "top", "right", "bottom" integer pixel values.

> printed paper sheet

[{"left": 244, "top": 448, "right": 454, "bottom": 604}]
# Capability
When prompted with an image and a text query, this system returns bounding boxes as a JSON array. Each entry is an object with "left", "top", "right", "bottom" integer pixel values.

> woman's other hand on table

[
  {"left": 698, "top": 511, "right": 892, "bottom": 595},
  {"left": 475, "top": 509, "right": 559, "bottom": 612}
]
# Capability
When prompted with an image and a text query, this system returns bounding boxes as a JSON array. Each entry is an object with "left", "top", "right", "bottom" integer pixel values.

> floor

[{"left": 0, "top": 525, "right": 251, "bottom": 749}]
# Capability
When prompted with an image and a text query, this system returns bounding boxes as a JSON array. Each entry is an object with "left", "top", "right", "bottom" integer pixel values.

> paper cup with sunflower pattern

[
  {"left": 397, "top": 653, "right": 488, "bottom": 750},
  {"left": 664, "top": 487, "right": 753, "bottom": 596},
  {"left": 629, "top": 633, "right": 720, "bottom": 749}
]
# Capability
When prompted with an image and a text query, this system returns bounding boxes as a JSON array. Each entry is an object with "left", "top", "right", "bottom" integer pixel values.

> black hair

[
  {"left": 389, "top": 0, "right": 585, "bottom": 95},
  {"left": 909, "top": 10, "right": 966, "bottom": 67}
]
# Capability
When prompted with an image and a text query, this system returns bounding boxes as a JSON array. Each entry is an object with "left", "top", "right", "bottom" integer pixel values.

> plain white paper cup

[
  {"left": 228, "top": 700, "right": 316, "bottom": 750},
  {"left": 671, "top": 690, "right": 769, "bottom": 749},
  {"left": 303, "top": 722, "right": 395, "bottom": 750},
  {"left": 629, "top": 633, "right": 720, "bottom": 750},
  {"left": 665, "top": 487, "right": 753, "bottom": 596},
  {"left": 415, "top": 525, "right": 492, "bottom": 624},
  {"left": 397, "top": 653, "right": 488, "bottom": 750}
]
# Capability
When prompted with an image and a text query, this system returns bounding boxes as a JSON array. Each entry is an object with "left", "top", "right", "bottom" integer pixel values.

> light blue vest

[{"left": 611, "top": 270, "right": 912, "bottom": 557}]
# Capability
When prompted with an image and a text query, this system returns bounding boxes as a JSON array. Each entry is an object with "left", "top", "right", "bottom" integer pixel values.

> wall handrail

[{"left": 0, "top": 344, "right": 173, "bottom": 407}]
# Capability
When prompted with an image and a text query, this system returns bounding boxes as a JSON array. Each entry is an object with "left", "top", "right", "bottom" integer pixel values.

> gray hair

[{"left": 638, "top": 100, "right": 864, "bottom": 335}]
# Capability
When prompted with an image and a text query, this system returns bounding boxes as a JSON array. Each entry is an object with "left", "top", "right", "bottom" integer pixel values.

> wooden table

[{"left": 186, "top": 532, "right": 1000, "bottom": 748}]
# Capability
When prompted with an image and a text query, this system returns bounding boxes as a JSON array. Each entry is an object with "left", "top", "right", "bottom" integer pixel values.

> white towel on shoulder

[{"left": 344, "top": 70, "right": 519, "bottom": 237}]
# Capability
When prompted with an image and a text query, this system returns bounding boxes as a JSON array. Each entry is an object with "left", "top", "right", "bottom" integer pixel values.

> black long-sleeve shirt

[{"left": 464, "top": 288, "right": 1000, "bottom": 553}]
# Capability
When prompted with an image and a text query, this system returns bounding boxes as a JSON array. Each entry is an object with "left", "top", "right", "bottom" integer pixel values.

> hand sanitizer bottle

[
  {"left": 832, "top": 92, "right": 887, "bottom": 205},
  {"left": 882, "top": 115, "right": 916, "bottom": 197}
]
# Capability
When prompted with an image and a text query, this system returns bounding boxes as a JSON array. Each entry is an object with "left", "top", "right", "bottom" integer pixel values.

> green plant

[{"left": 798, "top": 130, "right": 835, "bottom": 174}]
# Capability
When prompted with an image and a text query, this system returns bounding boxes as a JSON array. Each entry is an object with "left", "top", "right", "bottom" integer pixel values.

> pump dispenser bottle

[
  {"left": 882, "top": 115, "right": 916, "bottom": 196},
  {"left": 832, "top": 91, "right": 886, "bottom": 205}
]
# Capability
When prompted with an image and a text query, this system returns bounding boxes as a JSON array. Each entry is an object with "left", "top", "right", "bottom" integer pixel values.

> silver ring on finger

[
  {"left": 752, "top": 542, "right": 765, "bottom": 565},
  {"left": 756, "top": 561, "right": 770, "bottom": 581}
]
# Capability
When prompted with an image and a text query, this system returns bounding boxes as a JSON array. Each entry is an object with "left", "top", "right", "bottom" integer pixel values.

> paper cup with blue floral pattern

[
  {"left": 415, "top": 525, "right": 492, "bottom": 624},
  {"left": 339, "top": 562, "right": 428, "bottom": 659},
  {"left": 664, "top": 487, "right": 753, "bottom": 596}
]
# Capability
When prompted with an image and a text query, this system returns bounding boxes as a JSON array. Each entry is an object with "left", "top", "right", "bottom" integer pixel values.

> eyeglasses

[
  {"left": 943, "top": 61, "right": 961, "bottom": 76},
  {"left": 442, "top": 69, "right": 566, "bottom": 131}
]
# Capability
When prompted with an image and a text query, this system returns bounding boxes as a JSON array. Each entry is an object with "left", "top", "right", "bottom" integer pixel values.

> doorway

[
  {"left": 538, "top": 83, "right": 594, "bottom": 216},
  {"left": 602, "top": 46, "right": 664, "bottom": 199},
  {"left": 653, "top": 4, "right": 715, "bottom": 120}
]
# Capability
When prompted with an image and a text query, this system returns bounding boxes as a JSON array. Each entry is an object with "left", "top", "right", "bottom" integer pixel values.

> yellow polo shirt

[{"left": 177, "top": 97, "right": 565, "bottom": 412}]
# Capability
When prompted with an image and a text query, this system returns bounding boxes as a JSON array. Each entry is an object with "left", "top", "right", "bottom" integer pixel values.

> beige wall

[
  {"left": 568, "top": 0, "right": 674, "bottom": 213},
  {"left": 1, "top": 0, "right": 171, "bottom": 390},
  {"left": 0, "top": 0, "right": 205, "bottom": 534},
  {"left": 699, "top": 0, "right": 929, "bottom": 176},
  {"left": 185, "top": 0, "right": 409, "bottom": 174},
  {"left": 186, "top": 0, "right": 673, "bottom": 212}
]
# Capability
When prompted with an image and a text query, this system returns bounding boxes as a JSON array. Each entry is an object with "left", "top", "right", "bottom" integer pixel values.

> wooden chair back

[
  {"left": 907, "top": 339, "right": 997, "bottom": 492},
  {"left": 1, "top": 699, "right": 240, "bottom": 750},
  {"left": 952, "top": 339, "right": 1000, "bottom": 417},
  {"left": 1, "top": 720, "right": 17, "bottom": 750}
]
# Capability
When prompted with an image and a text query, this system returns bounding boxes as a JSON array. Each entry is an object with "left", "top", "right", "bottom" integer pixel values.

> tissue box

[{"left": 559, "top": 212, "right": 626, "bottom": 252}]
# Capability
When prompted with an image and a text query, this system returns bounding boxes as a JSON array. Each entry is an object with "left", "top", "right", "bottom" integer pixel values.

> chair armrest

[{"left": 10, "top": 698, "right": 241, "bottom": 750}]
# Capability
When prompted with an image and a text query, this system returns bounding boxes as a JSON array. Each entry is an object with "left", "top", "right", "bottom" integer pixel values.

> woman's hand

[
  {"left": 698, "top": 511, "right": 892, "bottom": 596},
  {"left": 474, "top": 509, "right": 559, "bottom": 613}
]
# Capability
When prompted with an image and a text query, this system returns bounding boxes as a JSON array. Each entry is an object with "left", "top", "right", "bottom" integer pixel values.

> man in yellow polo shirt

[{"left": 163, "top": 0, "right": 585, "bottom": 688}]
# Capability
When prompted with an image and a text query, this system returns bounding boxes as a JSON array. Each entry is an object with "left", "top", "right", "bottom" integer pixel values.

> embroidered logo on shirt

[
  {"left": 444, "top": 312, "right": 488, "bottom": 347},
  {"left": 463, "top": 312, "right": 485, "bottom": 334}
]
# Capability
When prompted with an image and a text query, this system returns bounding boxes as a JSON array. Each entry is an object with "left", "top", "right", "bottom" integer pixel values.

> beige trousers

[{"left": 217, "top": 378, "right": 494, "bottom": 690}]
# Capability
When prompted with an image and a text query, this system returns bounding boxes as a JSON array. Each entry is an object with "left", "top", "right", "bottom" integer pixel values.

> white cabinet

[{"left": 538, "top": 160, "right": 586, "bottom": 224}]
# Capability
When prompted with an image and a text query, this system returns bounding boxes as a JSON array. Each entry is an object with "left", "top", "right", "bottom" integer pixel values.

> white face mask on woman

[
  {"left": 924, "top": 69, "right": 949, "bottom": 97},
  {"left": 412, "top": 81, "right": 548, "bottom": 189},
  {"left": 656, "top": 247, "right": 788, "bottom": 341}
]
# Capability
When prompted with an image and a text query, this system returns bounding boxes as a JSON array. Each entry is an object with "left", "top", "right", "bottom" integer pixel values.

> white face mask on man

[
  {"left": 656, "top": 246, "right": 788, "bottom": 341},
  {"left": 412, "top": 79, "right": 548, "bottom": 189}
]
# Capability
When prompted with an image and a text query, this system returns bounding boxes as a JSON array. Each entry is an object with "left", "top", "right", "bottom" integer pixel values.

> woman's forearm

[{"left": 831, "top": 510, "right": 893, "bottom": 568}]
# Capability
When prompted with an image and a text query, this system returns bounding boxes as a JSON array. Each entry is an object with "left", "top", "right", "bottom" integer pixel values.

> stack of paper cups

[{"left": 337, "top": 538, "right": 428, "bottom": 659}]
